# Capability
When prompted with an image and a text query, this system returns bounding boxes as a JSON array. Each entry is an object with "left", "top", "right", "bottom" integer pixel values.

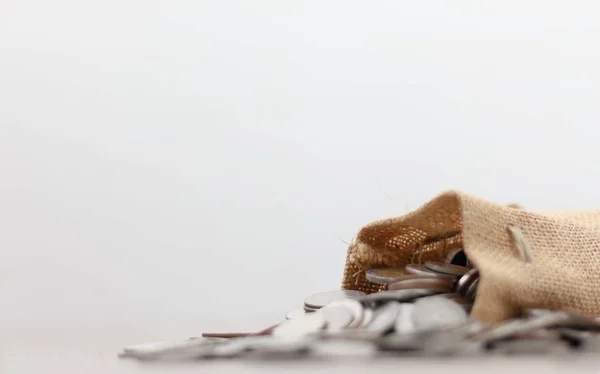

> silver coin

[
  {"left": 405, "top": 264, "right": 457, "bottom": 280},
  {"left": 581, "top": 335, "right": 600, "bottom": 353},
  {"left": 557, "top": 327, "right": 595, "bottom": 340},
  {"left": 424, "top": 261, "right": 470, "bottom": 277},
  {"left": 387, "top": 319, "right": 487, "bottom": 355},
  {"left": 394, "top": 303, "right": 416, "bottom": 335},
  {"left": 455, "top": 268, "right": 479, "bottom": 296},
  {"left": 121, "top": 338, "right": 221, "bottom": 360},
  {"left": 322, "top": 299, "right": 365, "bottom": 328},
  {"left": 465, "top": 278, "right": 479, "bottom": 302},
  {"left": 304, "top": 305, "right": 319, "bottom": 313},
  {"left": 210, "top": 337, "right": 260, "bottom": 357},
  {"left": 490, "top": 338, "right": 571, "bottom": 355},
  {"left": 365, "top": 268, "right": 409, "bottom": 284},
  {"left": 187, "top": 336, "right": 229, "bottom": 343},
  {"left": 473, "top": 312, "right": 571, "bottom": 343},
  {"left": 388, "top": 280, "right": 452, "bottom": 294},
  {"left": 411, "top": 296, "right": 468, "bottom": 332},
  {"left": 445, "top": 320, "right": 489, "bottom": 338},
  {"left": 420, "top": 327, "right": 484, "bottom": 356},
  {"left": 556, "top": 328, "right": 596, "bottom": 350},
  {"left": 320, "top": 329, "right": 381, "bottom": 341},
  {"left": 473, "top": 319, "right": 526, "bottom": 343},
  {"left": 304, "top": 290, "right": 365, "bottom": 309},
  {"left": 121, "top": 338, "right": 215, "bottom": 355},
  {"left": 318, "top": 302, "right": 355, "bottom": 331},
  {"left": 424, "top": 292, "right": 466, "bottom": 303},
  {"left": 272, "top": 311, "right": 327, "bottom": 339},
  {"left": 122, "top": 340, "right": 182, "bottom": 356},
  {"left": 209, "top": 336, "right": 305, "bottom": 358},
  {"left": 286, "top": 307, "right": 306, "bottom": 320},
  {"left": 522, "top": 308, "right": 555, "bottom": 319},
  {"left": 555, "top": 311, "right": 600, "bottom": 331},
  {"left": 359, "top": 289, "right": 442, "bottom": 304},
  {"left": 388, "top": 277, "right": 454, "bottom": 291},
  {"left": 359, "top": 308, "right": 375, "bottom": 328},
  {"left": 365, "top": 302, "right": 401, "bottom": 334},
  {"left": 234, "top": 336, "right": 314, "bottom": 358},
  {"left": 512, "top": 328, "right": 562, "bottom": 340}
]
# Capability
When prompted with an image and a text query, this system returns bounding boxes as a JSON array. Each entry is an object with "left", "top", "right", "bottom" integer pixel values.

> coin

[
  {"left": 121, "top": 337, "right": 223, "bottom": 360},
  {"left": 201, "top": 323, "right": 279, "bottom": 338},
  {"left": 420, "top": 324, "right": 485, "bottom": 356},
  {"left": 200, "top": 332, "right": 251, "bottom": 338},
  {"left": 321, "top": 329, "right": 381, "bottom": 341},
  {"left": 405, "top": 264, "right": 457, "bottom": 279},
  {"left": 386, "top": 273, "right": 455, "bottom": 282},
  {"left": 555, "top": 328, "right": 595, "bottom": 349},
  {"left": 388, "top": 278, "right": 453, "bottom": 292},
  {"left": 388, "top": 282, "right": 451, "bottom": 293},
  {"left": 473, "top": 312, "right": 572, "bottom": 343},
  {"left": 419, "top": 293, "right": 472, "bottom": 313},
  {"left": 491, "top": 338, "right": 571, "bottom": 355},
  {"left": 304, "top": 290, "right": 365, "bottom": 309},
  {"left": 319, "top": 303, "right": 355, "bottom": 331},
  {"left": 394, "top": 303, "right": 416, "bottom": 335},
  {"left": 365, "top": 268, "right": 409, "bottom": 284},
  {"left": 430, "top": 292, "right": 466, "bottom": 301},
  {"left": 522, "top": 308, "right": 555, "bottom": 319},
  {"left": 321, "top": 299, "right": 365, "bottom": 328},
  {"left": 286, "top": 308, "right": 307, "bottom": 320},
  {"left": 553, "top": 311, "right": 600, "bottom": 331},
  {"left": 365, "top": 302, "right": 400, "bottom": 334},
  {"left": 443, "top": 320, "right": 489, "bottom": 338},
  {"left": 123, "top": 284, "right": 600, "bottom": 362},
  {"left": 359, "top": 308, "right": 375, "bottom": 328},
  {"left": 411, "top": 296, "right": 468, "bottom": 332},
  {"left": 465, "top": 278, "right": 480, "bottom": 302},
  {"left": 238, "top": 336, "right": 314, "bottom": 358},
  {"left": 359, "top": 289, "right": 442, "bottom": 304},
  {"left": 424, "top": 261, "right": 470, "bottom": 276},
  {"left": 121, "top": 340, "right": 188, "bottom": 358},
  {"left": 455, "top": 268, "right": 479, "bottom": 296},
  {"left": 272, "top": 312, "right": 327, "bottom": 339},
  {"left": 211, "top": 336, "right": 309, "bottom": 358},
  {"left": 211, "top": 338, "right": 265, "bottom": 358},
  {"left": 252, "top": 324, "right": 280, "bottom": 336}
]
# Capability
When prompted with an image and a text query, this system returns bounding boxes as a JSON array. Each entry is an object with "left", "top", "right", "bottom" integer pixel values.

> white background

[{"left": 2, "top": 0, "right": 600, "bottom": 333}]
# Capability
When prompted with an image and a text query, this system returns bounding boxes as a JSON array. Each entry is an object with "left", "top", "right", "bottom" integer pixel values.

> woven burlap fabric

[{"left": 342, "top": 190, "right": 600, "bottom": 323}]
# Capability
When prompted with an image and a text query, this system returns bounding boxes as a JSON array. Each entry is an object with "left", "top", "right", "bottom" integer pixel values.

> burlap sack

[{"left": 341, "top": 190, "right": 600, "bottom": 323}]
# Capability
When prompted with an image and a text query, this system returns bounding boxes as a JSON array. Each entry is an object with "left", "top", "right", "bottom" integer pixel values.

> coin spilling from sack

[{"left": 119, "top": 250, "right": 600, "bottom": 361}]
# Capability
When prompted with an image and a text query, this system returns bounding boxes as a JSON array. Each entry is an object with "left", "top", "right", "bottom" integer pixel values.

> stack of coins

[
  {"left": 119, "top": 249, "right": 600, "bottom": 361},
  {"left": 119, "top": 289, "right": 600, "bottom": 361},
  {"left": 119, "top": 248, "right": 600, "bottom": 362},
  {"left": 365, "top": 249, "right": 479, "bottom": 312}
]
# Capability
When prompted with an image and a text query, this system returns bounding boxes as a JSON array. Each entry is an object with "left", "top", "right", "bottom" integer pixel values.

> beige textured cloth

[{"left": 341, "top": 190, "right": 600, "bottom": 323}]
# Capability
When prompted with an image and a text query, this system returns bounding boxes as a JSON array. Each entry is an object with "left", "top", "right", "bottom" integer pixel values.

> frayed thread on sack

[{"left": 507, "top": 225, "right": 534, "bottom": 263}]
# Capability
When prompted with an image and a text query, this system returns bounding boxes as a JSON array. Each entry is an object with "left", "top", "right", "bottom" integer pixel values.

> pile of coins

[{"left": 119, "top": 250, "right": 600, "bottom": 361}]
